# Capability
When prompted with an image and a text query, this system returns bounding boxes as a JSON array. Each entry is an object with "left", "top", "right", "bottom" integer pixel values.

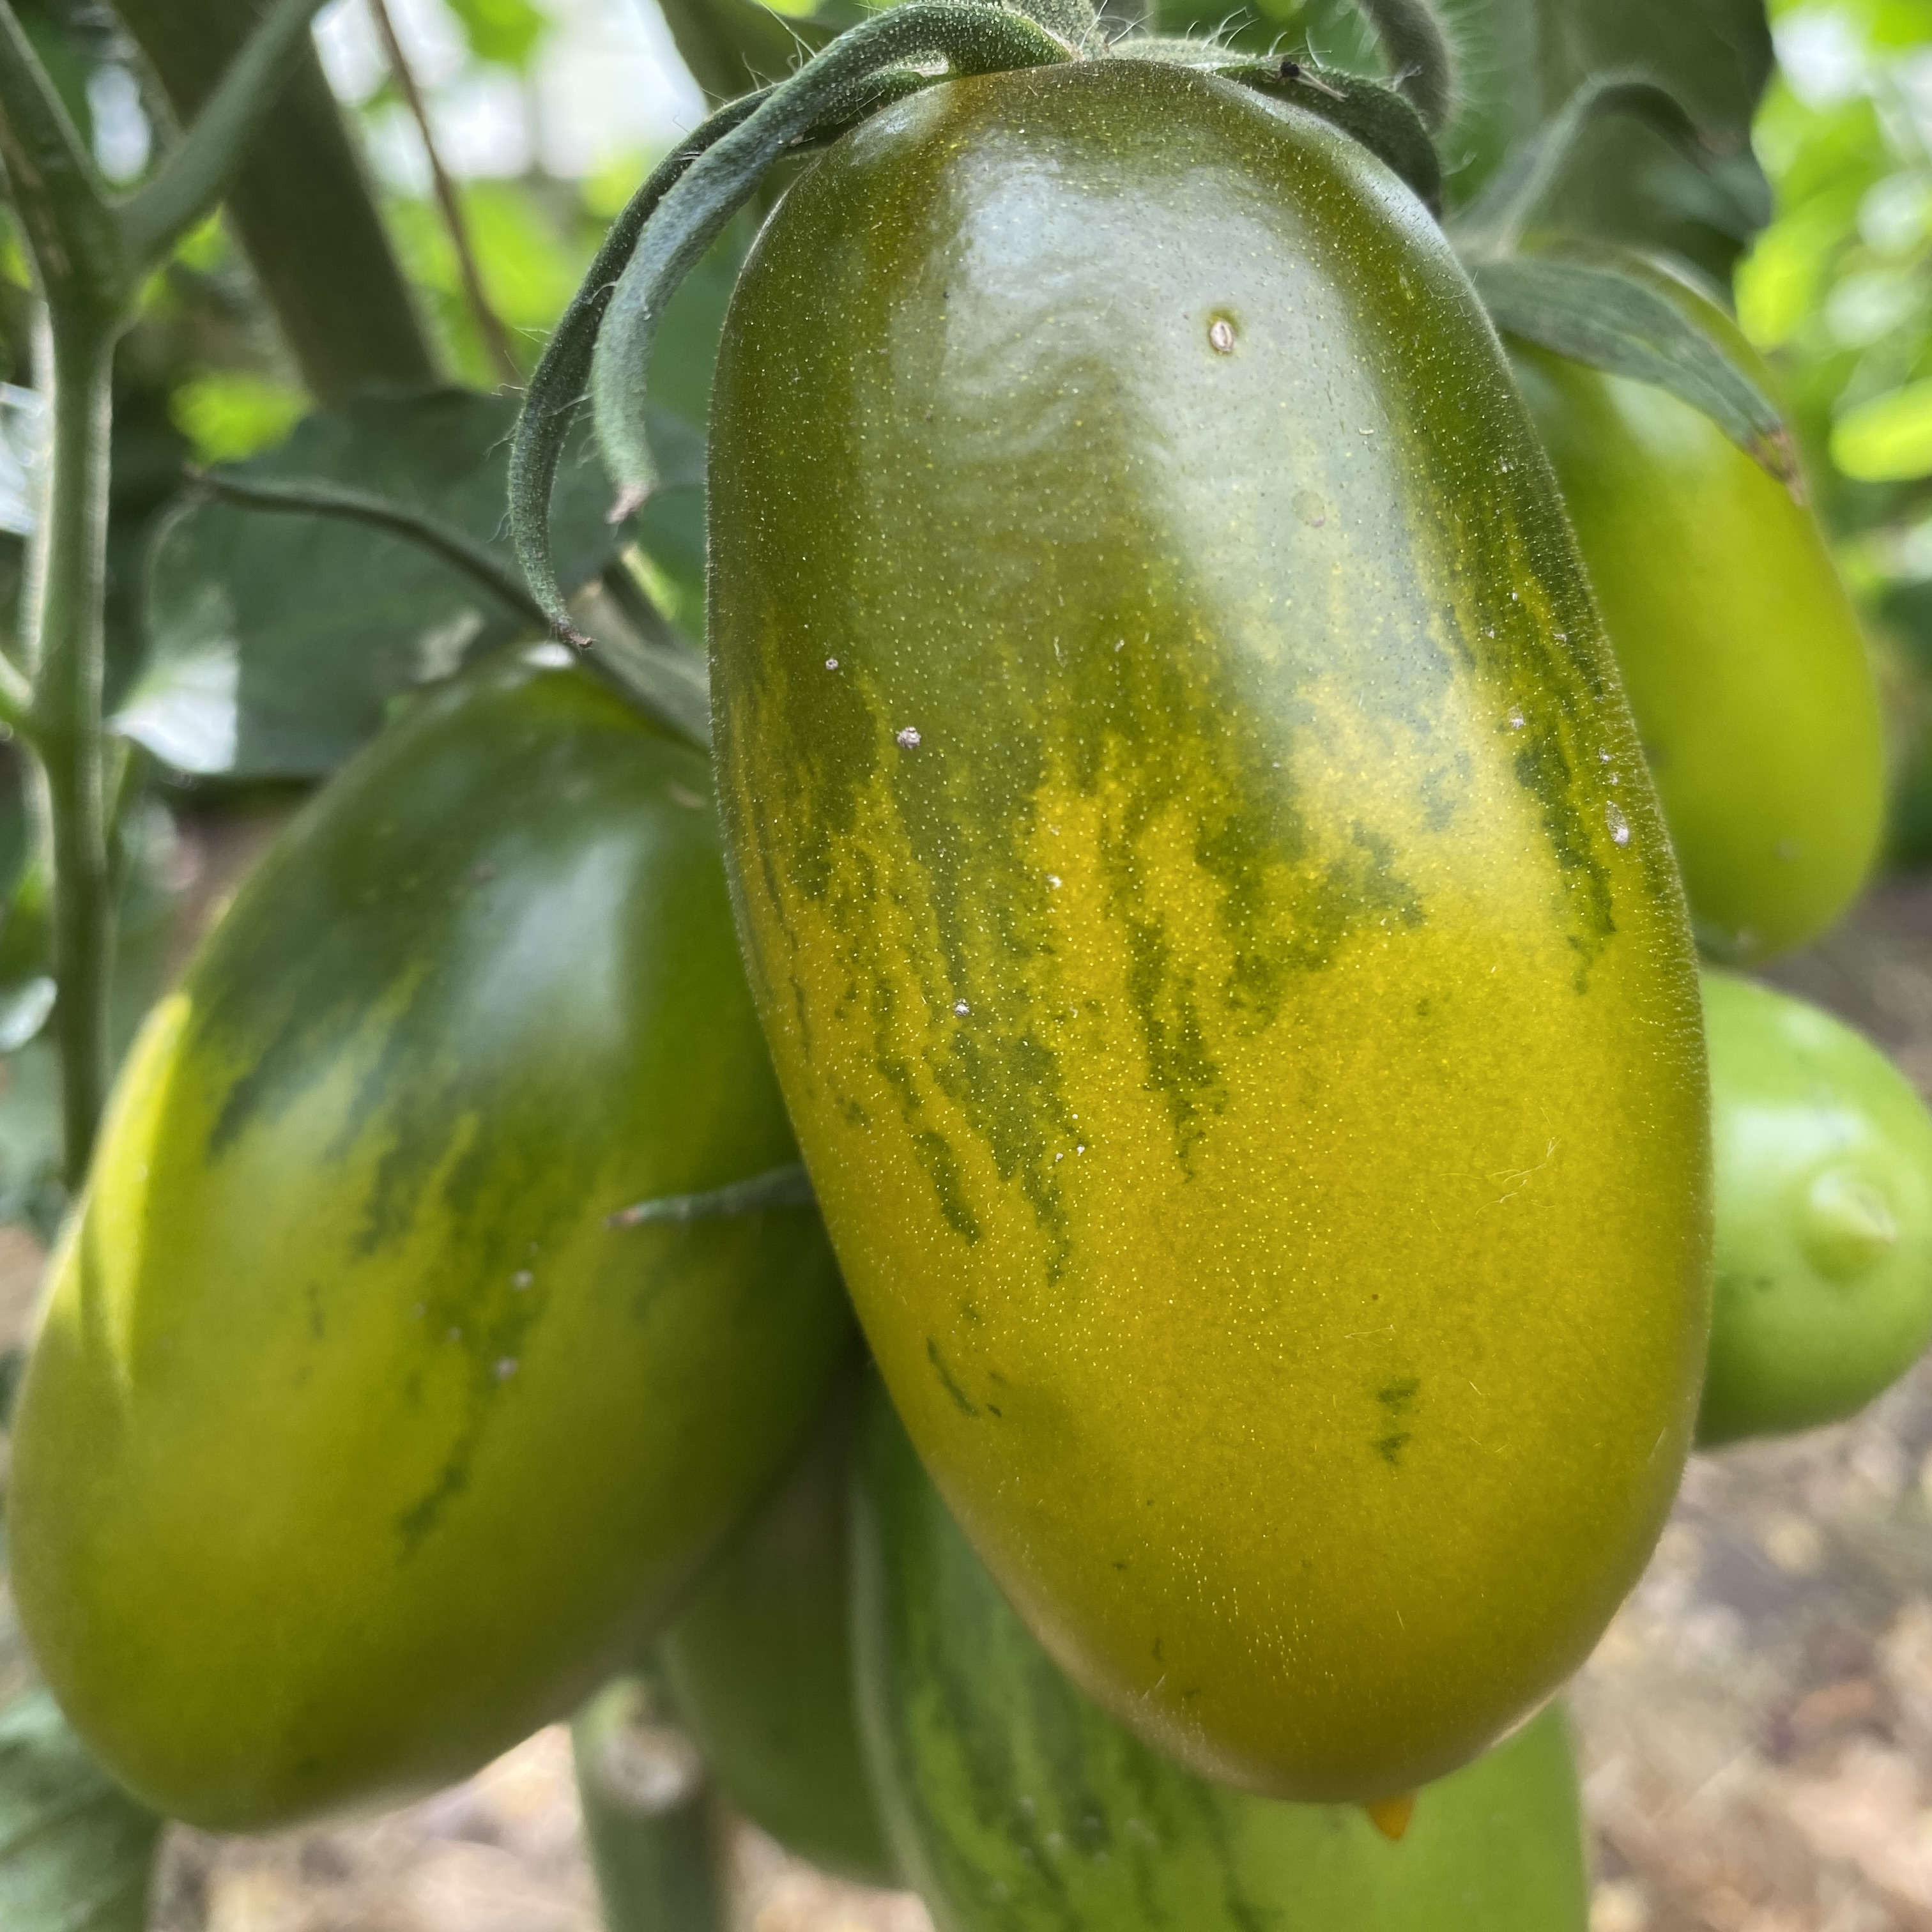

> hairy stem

[
  {"left": 25, "top": 310, "right": 114, "bottom": 1183},
  {"left": 1352, "top": 0, "right": 1455, "bottom": 134},
  {"left": 191, "top": 466, "right": 548, "bottom": 627}
]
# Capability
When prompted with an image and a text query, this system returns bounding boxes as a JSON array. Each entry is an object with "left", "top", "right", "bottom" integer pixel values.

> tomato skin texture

[
  {"left": 1698, "top": 970, "right": 1932, "bottom": 1446},
  {"left": 659, "top": 1378, "right": 896, "bottom": 1885},
  {"left": 1508, "top": 255, "right": 1883, "bottom": 967},
  {"left": 8, "top": 652, "right": 854, "bottom": 1830},
  {"left": 710, "top": 61, "right": 1710, "bottom": 1801},
  {"left": 852, "top": 1389, "right": 1590, "bottom": 1932}
]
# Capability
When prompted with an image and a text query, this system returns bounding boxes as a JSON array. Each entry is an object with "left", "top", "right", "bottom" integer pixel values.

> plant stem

[
  {"left": 25, "top": 308, "right": 114, "bottom": 1184},
  {"left": 367, "top": 0, "right": 520, "bottom": 386},
  {"left": 112, "top": 0, "right": 438, "bottom": 401}
]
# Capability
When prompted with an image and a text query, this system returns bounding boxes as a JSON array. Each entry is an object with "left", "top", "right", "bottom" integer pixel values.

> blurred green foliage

[{"left": 1735, "top": 0, "right": 1932, "bottom": 854}]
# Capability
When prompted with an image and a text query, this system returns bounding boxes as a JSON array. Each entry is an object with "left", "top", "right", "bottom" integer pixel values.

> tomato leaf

[
  {"left": 1475, "top": 256, "right": 1798, "bottom": 484},
  {"left": 0, "top": 1690, "right": 162, "bottom": 1932},
  {"left": 125, "top": 388, "right": 650, "bottom": 779}
]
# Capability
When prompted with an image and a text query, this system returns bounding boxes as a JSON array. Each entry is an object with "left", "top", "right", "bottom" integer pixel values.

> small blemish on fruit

[
  {"left": 1506, "top": 705, "right": 1526, "bottom": 730},
  {"left": 926, "top": 1337, "right": 979, "bottom": 1416},
  {"left": 1208, "top": 315, "right": 1236, "bottom": 354},
  {"left": 1293, "top": 487, "right": 1326, "bottom": 527},
  {"left": 1606, "top": 801, "right": 1631, "bottom": 846},
  {"left": 825, "top": 656, "right": 839, "bottom": 670},
  {"left": 1377, "top": 1378, "right": 1420, "bottom": 1414},
  {"left": 954, "top": 1000, "right": 970, "bottom": 1016},
  {"left": 494, "top": 1358, "right": 518, "bottom": 1381},
  {"left": 511, "top": 1270, "right": 533, "bottom": 1291},
  {"left": 896, "top": 725, "right": 921, "bottom": 749}
]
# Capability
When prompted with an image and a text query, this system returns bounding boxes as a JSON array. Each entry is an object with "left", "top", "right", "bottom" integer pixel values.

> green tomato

[
  {"left": 1508, "top": 250, "right": 1884, "bottom": 966},
  {"left": 659, "top": 1376, "right": 896, "bottom": 1885},
  {"left": 852, "top": 1386, "right": 1591, "bottom": 1931},
  {"left": 7, "top": 649, "right": 855, "bottom": 1828},
  {"left": 1699, "top": 969, "right": 1932, "bottom": 1446},
  {"left": 710, "top": 61, "right": 1708, "bottom": 1802}
]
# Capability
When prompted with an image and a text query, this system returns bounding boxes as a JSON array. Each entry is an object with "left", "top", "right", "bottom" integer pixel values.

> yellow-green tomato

[
  {"left": 710, "top": 63, "right": 1711, "bottom": 1804},
  {"left": 1699, "top": 970, "right": 1932, "bottom": 1445},
  {"left": 1508, "top": 251, "right": 1883, "bottom": 966},
  {"left": 7, "top": 650, "right": 854, "bottom": 1829}
]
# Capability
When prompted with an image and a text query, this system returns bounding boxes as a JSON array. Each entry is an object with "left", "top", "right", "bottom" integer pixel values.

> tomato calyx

[{"left": 507, "top": 0, "right": 1460, "bottom": 652}]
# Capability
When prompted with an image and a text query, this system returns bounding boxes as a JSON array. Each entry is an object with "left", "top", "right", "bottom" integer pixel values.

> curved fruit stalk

[
  {"left": 6, "top": 649, "right": 855, "bottom": 1828},
  {"left": 659, "top": 1374, "right": 897, "bottom": 1885},
  {"left": 1507, "top": 248, "right": 1883, "bottom": 966},
  {"left": 709, "top": 61, "right": 1709, "bottom": 1801},
  {"left": 1699, "top": 972, "right": 1932, "bottom": 1446},
  {"left": 852, "top": 1389, "right": 1591, "bottom": 1931}
]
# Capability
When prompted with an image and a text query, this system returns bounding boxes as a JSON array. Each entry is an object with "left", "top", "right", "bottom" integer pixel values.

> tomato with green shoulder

[
  {"left": 709, "top": 59, "right": 1708, "bottom": 1802},
  {"left": 1506, "top": 247, "right": 1883, "bottom": 966},
  {"left": 8, "top": 648, "right": 854, "bottom": 1829}
]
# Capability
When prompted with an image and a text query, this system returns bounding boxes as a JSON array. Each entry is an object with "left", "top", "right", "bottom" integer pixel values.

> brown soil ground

[{"left": 34, "top": 873, "right": 1932, "bottom": 1931}]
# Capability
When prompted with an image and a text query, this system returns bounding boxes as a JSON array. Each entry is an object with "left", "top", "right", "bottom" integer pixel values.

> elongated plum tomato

[
  {"left": 1699, "top": 970, "right": 1932, "bottom": 1446},
  {"left": 709, "top": 60, "right": 1710, "bottom": 1802},
  {"left": 852, "top": 1388, "right": 1591, "bottom": 1932},
  {"left": 7, "top": 650, "right": 854, "bottom": 1830},
  {"left": 1507, "top": 250, "right": 1884, "bottom": 966}
]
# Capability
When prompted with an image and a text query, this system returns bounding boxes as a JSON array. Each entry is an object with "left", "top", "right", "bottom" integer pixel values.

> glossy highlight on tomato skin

[
  {"left": 1508, "top": 249, "right": 1884, "bottom": 968},
  {"left": 710, "top": 59, "right": 1710, "bottom": 1802},
  {"left": 7, "top": 651, "right": 855, "bottom": 1831}
]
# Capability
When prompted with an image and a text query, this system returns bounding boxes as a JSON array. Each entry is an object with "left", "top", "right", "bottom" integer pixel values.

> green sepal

[
  {"left": 1120, "top": 43, "right": 1440, "bottom": 213},
  {"left": 587, "top": 2, "right": 1077, "bottom": 519},
  {"left": 1349, "top": 0, "right": 1453, "bottom": 134},
  {"left": 1475, "top": 255, "right": 1797, "bottom": 487},
  {"left": 509, "top": 65, "right": 941, "bottom": 653},
  {"left": 608, "top": 1162, "right": 816, "bottom": 1227}
]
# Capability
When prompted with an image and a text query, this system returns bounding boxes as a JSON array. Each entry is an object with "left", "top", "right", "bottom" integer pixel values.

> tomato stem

[
  {"left": 26, "top": 310, "right": 116, "bottom": 1186},
  {"left": 572, "top": 1672, "right": 729, "bottom": 1932},
  {"left": 0, "top": 0, "right": 364, "bottom": 1183}
]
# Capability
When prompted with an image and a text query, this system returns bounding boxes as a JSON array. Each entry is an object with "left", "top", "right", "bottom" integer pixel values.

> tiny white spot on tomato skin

[
  {"left": 954, "top": 1000, "right": 970, "bottom": 1016},
  {"left": 1208, "top": 317, "right": 1236, "bottom": 353},
  {"left": 1606, "top": 802, "right": 1631, "bottom": 847},
  {"left": 896, "top": 726, "right": 921, "bottom": 749},
  {"left": 511, "top": 1271, "right": 533, "bottom": 1291},
  {"left": 1506, "top": 706, "right": 1526, "bottom": 730},
  {"left": 1047, "top": 875, "right": 1062, "bottom": 889},
  {"left": 825, "top": 657, "right": 838, "bottom": 670},
  {"left": 494, "top": 1358, "right": 519, "bottom": 1381}
]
